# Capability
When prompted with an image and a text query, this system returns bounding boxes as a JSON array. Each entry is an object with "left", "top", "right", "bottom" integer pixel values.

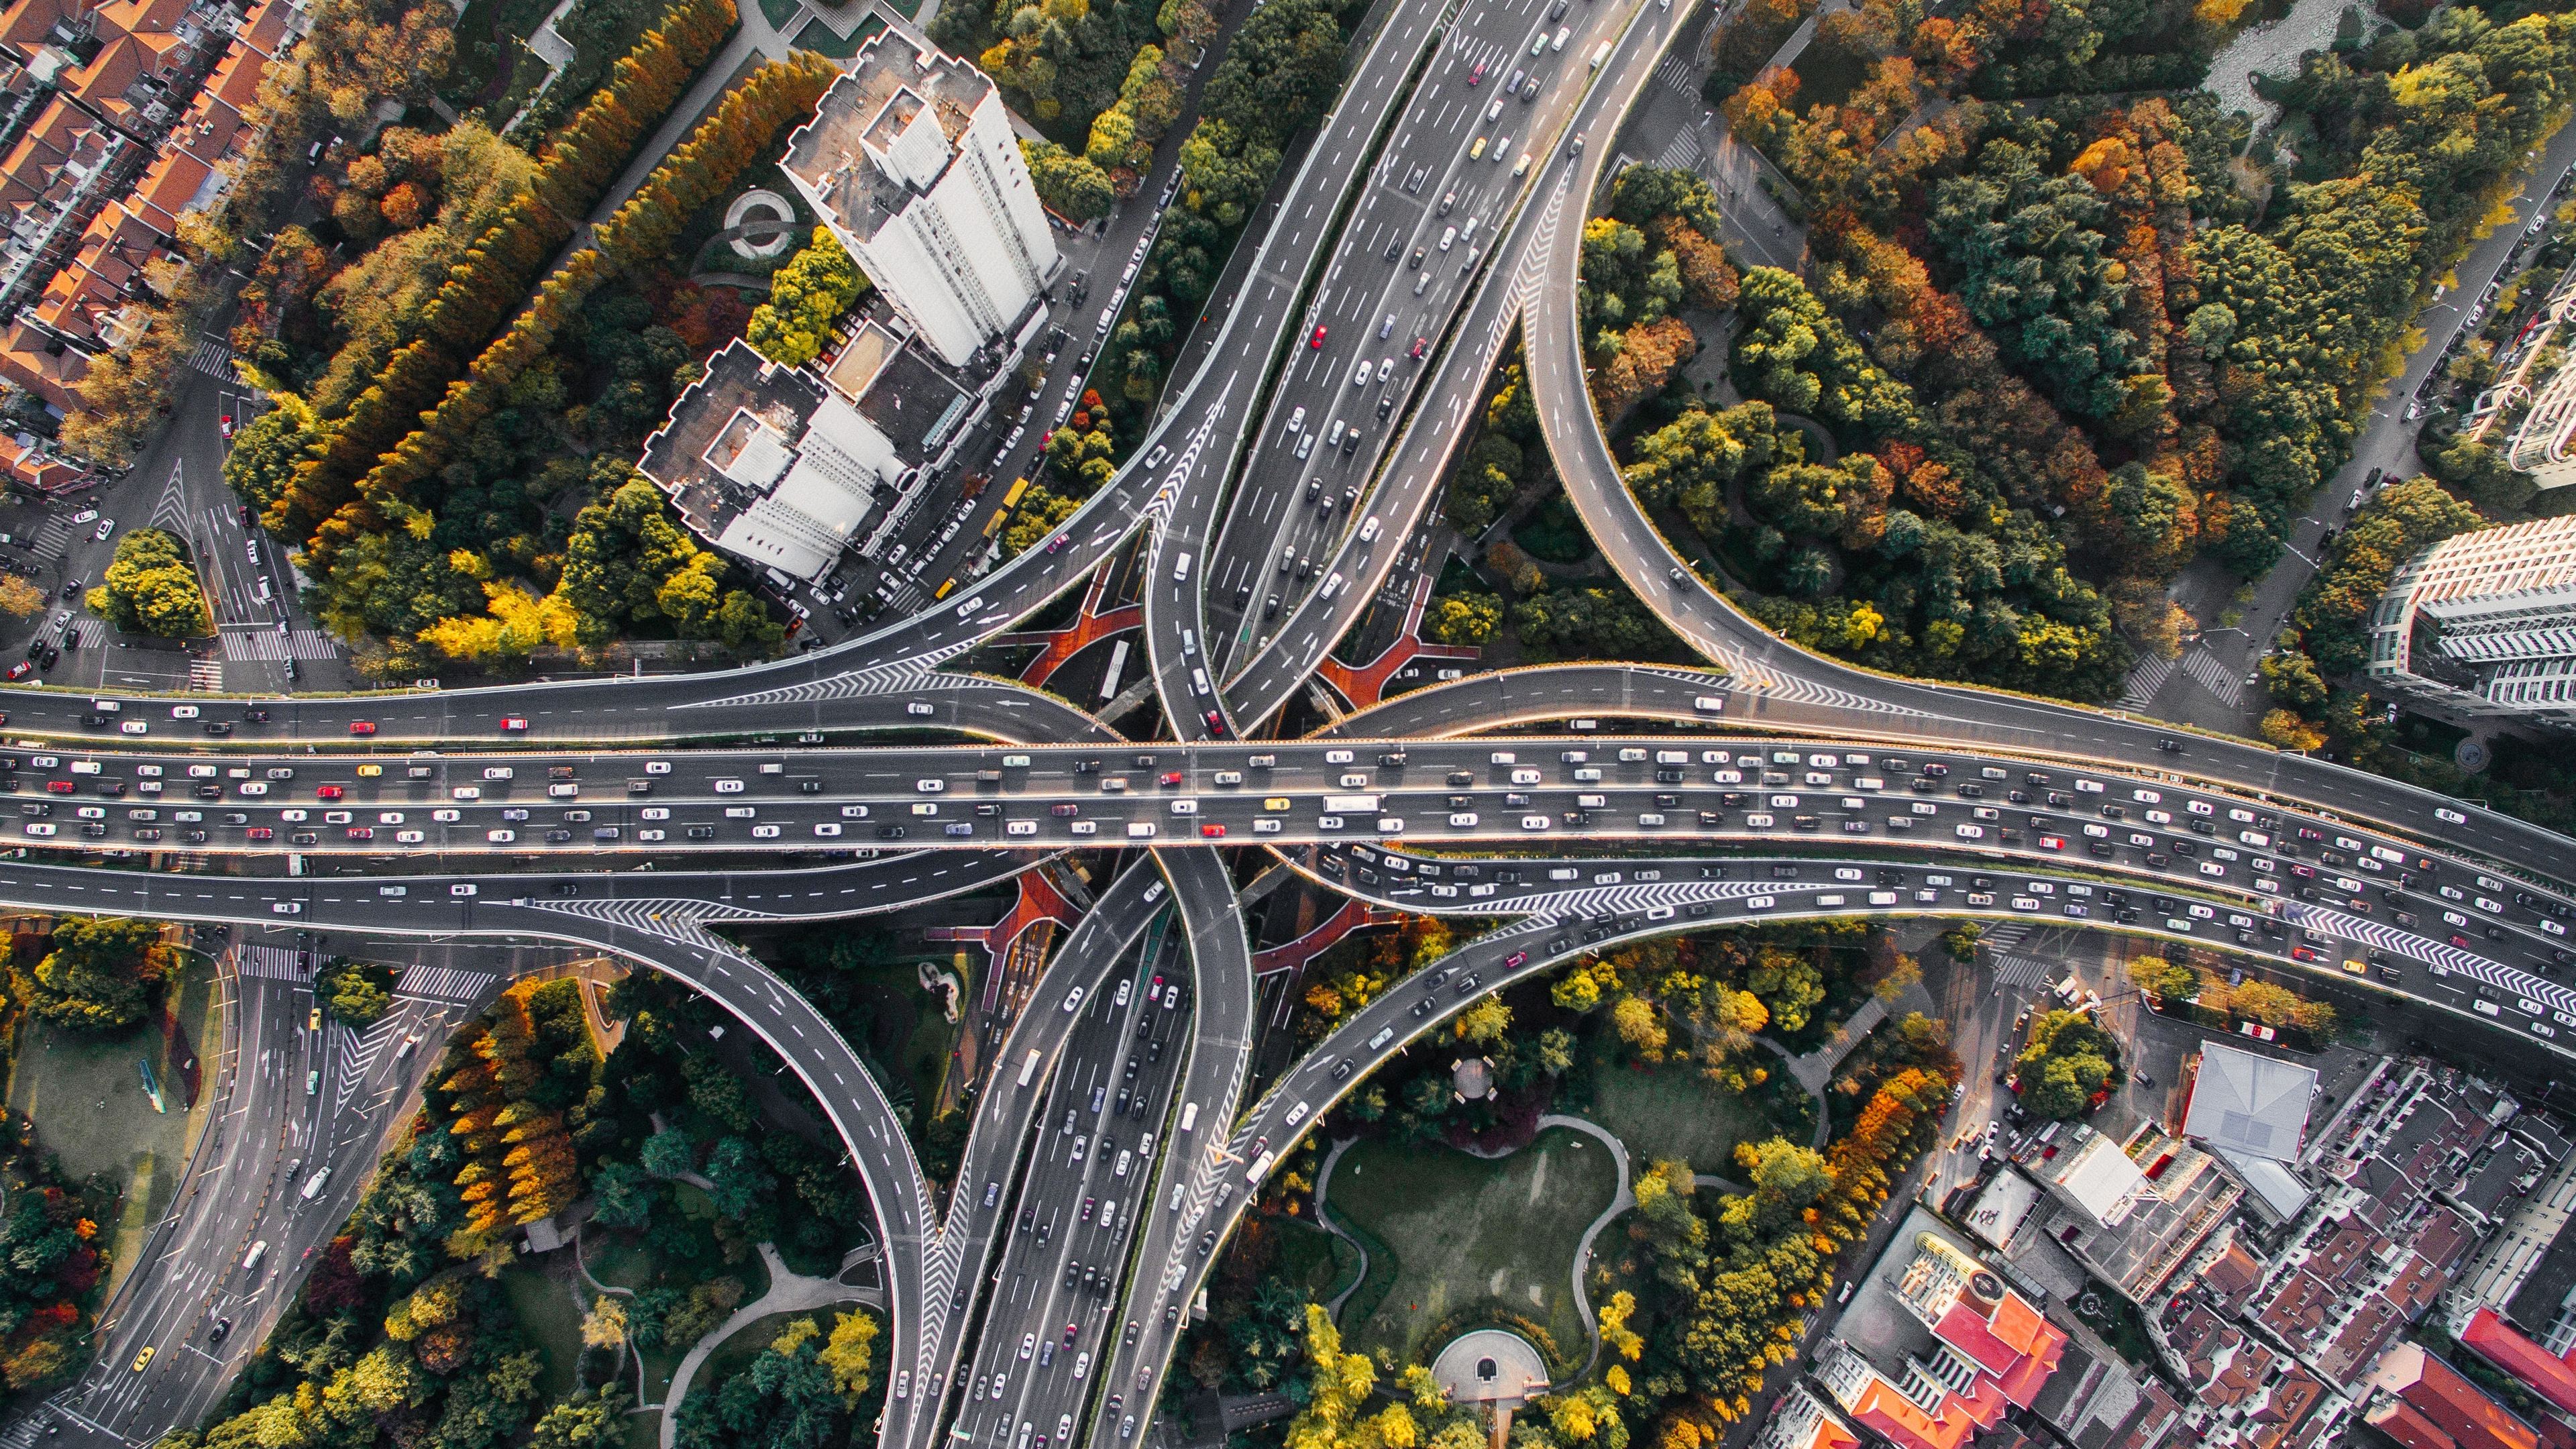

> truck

[{"left": 1322, "top": 794, "right": 1381, "bottom": 814}]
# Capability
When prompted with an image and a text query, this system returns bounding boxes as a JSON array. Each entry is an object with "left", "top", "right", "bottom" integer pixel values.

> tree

[
  {"left": 2015, "top": 1010, "right": 2118, "bottom": 1119},
  {"left": 1456, "top": 997, "right": 1511, "bottom": 1044},
  {"left": 1023, "top": 140, "right": 1116, "bottom": 221},
  {"left": 91, "top": 528, "right": 209, "bottom": 637},
  {"left": 819, "top": 1310, "right": 879, "bottom": 1405},
  {"left": 746, "top": 228, "right": 868, "bottom": 367},
  {"left": 533, "top": 1388, "right": 631, "bottom": 1449},
  {"left": 2127, "top": 955, "right": 2196, "bottom": 1002},
  {"left": 1425, "top": 592, "right": 1501, "bottom": 645},
  {"left": 582, "top": 1297, "right": 629, "bottom": 1350},
  {"left": 317, "top": 957, "right": 394, "bottom": 1025},
  {"left": 17, "top": 916, "right": 176, "bottom": 1029},
  {"left": 0, "top": 575, "right": 44, "bottom": 621}
]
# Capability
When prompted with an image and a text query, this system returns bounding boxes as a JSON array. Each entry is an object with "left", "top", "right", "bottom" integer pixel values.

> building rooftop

[
  {"left": 2186, "top": 1044, "right": 2318, "bottom": 1163},
  {"left": 780, "top": 38, "right": 990, "bottom": 248},
  {"left": 2461, "top": 1306, "right": 2576, "bottom": 1419},
  {"left": 2368, "top": 1341, "right": 2542, "bottom": 1449},
  {"left": 853, "top": 325, "right": 970, "bottom": 460},
  {"left": 2030, "top": 1127, "right": 2243, "bottom": 1302}
]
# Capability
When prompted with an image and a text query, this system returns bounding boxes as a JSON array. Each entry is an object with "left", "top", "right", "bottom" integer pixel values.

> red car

[
  {"left": 317, "top": 785, "right": 343, "bottom": 800},
  {"left": 1309, "top": 325, "right": 1328, "bottom": 349},
  {"left": 345, "top": 826, "right": 374, "bottom": 841},
  {"left": 1199, "top": 823, "right": 1226, "bottom": 838},
  {"left": 246, "top": 827, "right": 273, "bottom": 841},
  {"left": 500, "top": 716, "right": 529, "bottom": 732},
  {"left": 44, "top": 780, "right": 72, "bottom": 794},
  {"left": 349, "top": 721, "right": 377, "bottom": 736},
  {"left": 1409, "top": 337, "right": 1427, "bottom": 359},
  {"left": 1158, "top": 771, "right": 1183, "bottom": 786},
  {"left": 1203, "top": 710, "right": 1227, "bottom": 737},
  {"left": 1467, "top": 61, "right": 1486, "bottom": 85},
  {"left": 4, "top": 661, "right": 28, "bottom": 681},
  {"left": 1504, "top": 951, "right": 1527, "bottom": 969}
]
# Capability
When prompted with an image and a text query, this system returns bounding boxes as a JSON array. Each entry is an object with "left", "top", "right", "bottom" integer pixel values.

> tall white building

[
  {"left": 2367, "top": 515, "right": 2576, "bottom": 726},
  {"left": 781, "top": 36, "right": 1059, "bottom": 370}
]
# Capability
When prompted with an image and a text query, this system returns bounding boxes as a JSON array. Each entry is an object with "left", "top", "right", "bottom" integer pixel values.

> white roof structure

[
  {"left": 2184, "top": 1041, "right": 2317, "bottom": 1163},
  {"left": 2045, "top": 1131, "right": 2152, "bottom": 1228}
]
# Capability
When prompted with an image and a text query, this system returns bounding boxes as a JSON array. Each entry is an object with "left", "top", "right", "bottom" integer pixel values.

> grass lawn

[
  {"left": 584, "top": 1234, "right": 656, "bottom": 1291},
  {"left": 1274, "top": 1218, "right": 1362, "bottom": 1305},
  {"left": 792, "top": 11, "right": 885, "bottom": 57},
  {"left": 1328, "top": 1126, "right": 1617, "bottom": 1365},
  {"left": 499, "top": 1261, "right": 589, "bottom": 1402},
  {"left": 1580, "top": 1031, "right": 1771, "bottom": 1178},
  {"left": 9, "top": 951, "right": 216, "bottom": 1300},
  {"left": 756, "top": 0, "right": 800, "bottom": 29}
]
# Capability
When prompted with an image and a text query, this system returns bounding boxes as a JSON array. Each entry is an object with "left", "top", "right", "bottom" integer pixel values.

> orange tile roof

[
  {"left": 233, "top": 0, "right": 287, "bottom": 54},
  {"left": 0, "top": 319, "right": 89, "bottom": 411},
  {"left": 0, "top": 0, "right": 81, "bottom": 51},
  {"left": 2461, "top": 1308, "right": 2576, "bottom": 1419},
  {"left": 125, "top": 145, "right": 208, "bottom": 229},
  {"left": 2374, "top": 1343, "right": 2542, "bottom": 1449},
  {"left": 2367, "top": 1401, "right": 2460, "bottom": 1449}
]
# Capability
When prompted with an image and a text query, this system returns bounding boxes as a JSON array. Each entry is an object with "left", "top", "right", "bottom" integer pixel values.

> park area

[
  {"left": 1325, "top": 1126, "right": 1617, "bottom": 1366},
  {"left": 5, "top": 948, "right": 218, "bottom": 1300}
]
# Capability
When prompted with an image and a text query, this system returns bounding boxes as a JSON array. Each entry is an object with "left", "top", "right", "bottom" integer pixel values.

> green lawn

[
  {"left": 1326, "top": 1126, "right": 1617, "bottom": 1365},
  {"left": 757, "top": 0, "right": 800, "bottom": 29},
  {"left": 441, "top": 0, "right": 560, "bottom": 109},
  {"left": 9, "top": 950, "right": 216, "bottom": 1301},
  {"left": 1579, "top": 1030, "right": 1772, "bottom": 1179},
  {"left": 1274, "top": 1218, "right": 1362, "bottom": 1305},
  {"left": 499, "top": 1262, "right": 590, "bottom": 1402},
  {"left": 792, "top": 11, "right": 885, "bottom": 57},
  {"left": 584, "top": 1235, "right": 657, "bottom": 1291}
]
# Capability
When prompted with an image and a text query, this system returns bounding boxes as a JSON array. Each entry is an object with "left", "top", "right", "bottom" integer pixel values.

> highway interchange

[{"left": 7, "top": 1, "right": 2576, "bottom": 1448}]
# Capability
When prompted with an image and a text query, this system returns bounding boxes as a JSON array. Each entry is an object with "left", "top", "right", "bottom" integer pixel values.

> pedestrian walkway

[
  {"left": 1990, "top": 954, "right": 2055, "bottom": 991},
  {"left": 2180, "top": 648, "right": 2245, "bottom": 709},
  {"left": 657, "top": 1242, "right": 883, "bottom": 1439},
  {"left": 396, "top": 963, "right": 498, "bottom": 1004},
  {"left": 219, "top": 628, "right": 339, "bottom": 661},
  {"left": 2117, "top": 653, "right": 2174, "bottom": 710},
  {"left": 186, "top": 337, "right": 236, "bottom": 384},
  {"left": 188, "top": 656, "right": 223, "bottom": 692}
]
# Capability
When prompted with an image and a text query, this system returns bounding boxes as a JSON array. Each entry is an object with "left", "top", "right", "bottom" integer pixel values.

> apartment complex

[
  {"left": 2367, "top": 515, "right": 2576, "bottom": 725},
  {"left": 1757, "top": 1055, "right": 2576, "bottom": 1449},
  {"left": 641, "top": 32, "right": 1053, "bottom": 586},
  {"left": 0, "top": 0, "right": 297, "bottom": 490},
  {"left": 780, "top": 34, "right": 1059, "bottom": 370}
]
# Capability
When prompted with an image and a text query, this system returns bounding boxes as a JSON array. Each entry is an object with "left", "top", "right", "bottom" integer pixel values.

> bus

[
  {"left": 1001, "top": 477, "right": 1030, "bottom": 510},
  {"left": 1322, "top": 795, "right": 1381, "bottom": 814},
  {"left": 1018, "top": 1049, "right": 1042, "bottom": 1087},
  {"left": 1177, "top": 1102, "right": 1199, "bottom": 1133}
]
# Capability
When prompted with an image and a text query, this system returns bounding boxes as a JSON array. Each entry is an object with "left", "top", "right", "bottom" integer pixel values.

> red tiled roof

[
  {"left": 2369, "top": 1400, "right": 2463, "bottom": 1449},
  {"left": 0, "top": 0, "right": 80, "bottom": 50},
  {"left": 2373, "top": 1343, "right": 2541, "bottom": 1449},
  {"left": 1932, "top": 1303, "right": 2023, "bottom": 1377},
  {"left": 2462, "top": 1308, "right": 2576, "bottom": 1419}
]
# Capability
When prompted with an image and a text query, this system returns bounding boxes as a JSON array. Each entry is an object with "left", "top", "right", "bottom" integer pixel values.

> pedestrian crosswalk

[
  {"left": 189, "top": 655, "right": 223, "bottom": 692},
  {"left": 2118, "top": 653, "right": 2174, "bottom": 709},
  {"left": 1990, "top": 954, "right": 2055, "bottom": 989},
  {"left": 27, "top": 515, "right": 69, "bottom": 559},
  {"left": 1652, "top": 129, "right": 1701, "bottom": 172},
  {"left": 2181, "top": 648, "right": 2245, "bottom": 709},
  {"left": 237, "top": 944, "right": 308, "bottom": 981},
  {"left": 395, "top": 963, "right": 496, "bottom": 1005},
  {"left": 1654, "top": 54, "right": 1699, "bottom": 99},
  {"left": 187, "top": 336, "right": 236, "bottom": 384},
  {"left": 219, "top": 628, "right": 339, "bottom": 661}
]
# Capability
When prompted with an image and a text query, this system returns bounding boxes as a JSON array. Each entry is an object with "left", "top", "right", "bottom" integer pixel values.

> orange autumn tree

[{"left": 441, "top": 979, "right": 596, "bottom": 1253}]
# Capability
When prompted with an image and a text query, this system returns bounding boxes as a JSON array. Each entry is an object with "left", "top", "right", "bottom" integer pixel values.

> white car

[
  {"left": 814, "top": 822, "right": 843, "bottom": 837},
  {"left": 751, "top": 824, "right": 782, "bottom": 839},
  {"left": 908, "top": 702, "right": 934, "bottom": 716},
  {"left": 93, "top": 519, "right": 114, "bottom": 542},
  {"left": 487, "top": 829, "right": 516, "bottom": 843},
  {"left": 1520, "top": 815, "right": 1550, "bottom": 830},
  {"left": 271, "top": 902, "right": 301, "bottom": 914},
  {"left": 916, "top": 779, "right": 945, "bottom": 794},
  {"left": 68, "top": 509, "right": 96, "bottom": 525},
  {"left": 170, "top": 705, "right": 199, "bottom": 719},
  {"left": 119, "top": 720, "right": 146, "bottom": 735},
  {"left": 396, "top": 830, "right": 426, "bottom": 843}
]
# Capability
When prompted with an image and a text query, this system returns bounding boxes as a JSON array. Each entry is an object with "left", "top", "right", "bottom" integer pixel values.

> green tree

[
  {"left": 1023, "top": 140, "right": 1116, "bottom": 221},
  {"left": 18, "top": 916, "right": 174, "bottom": 1029},
  {"left": 91, "top": 528, "right": 209, "bottom": 637},
  {"left": 317, "top": 957, "right": 394, "bottom": 1025},
  {"left": 2015, "top": 1010, "right": 2119, "bottom": 1120},
  {"left": 745, "top": 227, "right": 868, "bottom": 367}
]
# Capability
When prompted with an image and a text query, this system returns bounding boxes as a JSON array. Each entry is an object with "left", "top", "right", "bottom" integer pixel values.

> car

[
  {"left": 118, "top": 720, "right": 146, "bottom": 735},
  {"left": 350, "top": 721, "right": 377, "bottom": 736},
  {"left": 94, "top": 519, "right": 115, "bottom": 542},
  {"left": 1309, "top": 325, "right": 1328, "bottom": 348},
  {"left": 3, "top": 661, "right": 26, "bottom": 680},
  {"left": 317, "top": 785, "right": 343, "bottom": 800},
  {"left": 131, "top": 1346, "right": 154, "bottom": 1373},
  {"left": 499, "top": 716, "right": 529, "bottom": 732}
]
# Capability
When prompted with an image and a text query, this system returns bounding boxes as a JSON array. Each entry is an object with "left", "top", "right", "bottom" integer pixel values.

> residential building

[
  {"left": 1751, "top": 1385, "right": 1858, "bottom": 1449},
  {"left": 2029, "top": 1123, "right": 2243, "bottom": 1303},
  {"left": 1811, "top": 1216, "right": 2068, "bottom": 1449},
  {"left": 2363, "top": 1342, "right": 2554, "bottom": 1449},
  {"left": 780, "top": 34, "right": 1059, "bottom": 370},
  {"left": 2366, "top": 515, "right": 2576, "bottom": 724}
]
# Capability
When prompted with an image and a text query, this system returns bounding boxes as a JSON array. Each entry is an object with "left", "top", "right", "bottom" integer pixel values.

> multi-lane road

[{"left": 17, "top": 2, "right": 2576, "bottom": 1449}]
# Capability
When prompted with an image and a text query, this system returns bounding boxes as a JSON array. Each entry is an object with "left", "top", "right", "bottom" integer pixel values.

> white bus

[
  {"left": 1018, "top": 1049, "right": 1041, "bottom": 1088},
  {"left": 1322, "top": 795, "right": 1381, "bottom": 814}
]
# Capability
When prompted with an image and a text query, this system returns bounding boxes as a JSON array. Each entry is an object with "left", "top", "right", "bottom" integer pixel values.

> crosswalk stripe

[
  {"left": 2180, "top": 648, "right": 2243, "bottom": 709},
  {"left": 218, "top": 629, "right": 338, "bottom": 661},
  {"left": 394, "top": 963, "right": 496, "bottom": 1004},
  {"left": 2119, "top": 653, "right": 2174, "bottom": 708}
]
